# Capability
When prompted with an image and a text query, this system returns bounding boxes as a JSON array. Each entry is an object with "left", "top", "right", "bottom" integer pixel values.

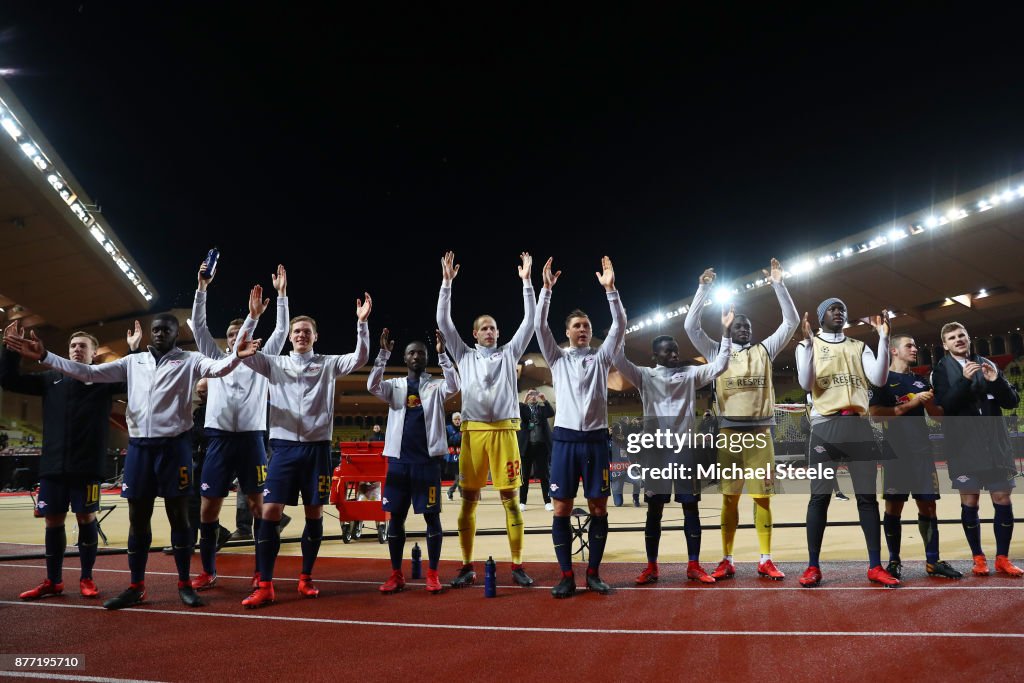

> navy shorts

[
  {"left": 949, "top": 472, "right": 1016, "bottom": 493},
  {"left": 263, "top": 440, "right": 332, "bottom": 506},
  {"left": 124, "top": 432, "right": 193, "bottom": 499},
  {"left": 808, "top": 418, "right": 883, "bottom": 496},
  {"left": 882, "top": 445, "right": 940, "bottom": 501},
  {"left": 549, "top": 427, "right": 610, "bottom": 500},
  {"left": 640, "top": 448, "right": 700, "bottom": 504},
  {"left": 383, "top": 459, "right": 442, "bottom": 515},
  {"left": 201, "top": 429, "right": 268, "bottom": 498},
  {"left": 36, "top": 476, "right": 101, "bottom": 515}
]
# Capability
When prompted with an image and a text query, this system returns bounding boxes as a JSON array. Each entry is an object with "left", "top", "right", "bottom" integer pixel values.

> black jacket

[
  {"left": 0, "top": 347, "right": 127, "bottom": 481},
  {"left": 517, "top": 401, "right": 554, "bottom": 454},
  {"left": 933, "top": 353, "right": 1020, "bottom": 480}
]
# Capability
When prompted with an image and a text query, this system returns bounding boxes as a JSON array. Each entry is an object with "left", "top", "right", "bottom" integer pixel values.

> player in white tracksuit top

[
  {"left": 190, "top": 263, "right": 290, "bottom": 589},
  {"left": 239, "top": 294, "right": 372, "bottom": 608},
  {"left": 535, "top": 255, "right": 625, "bottom": 598}
]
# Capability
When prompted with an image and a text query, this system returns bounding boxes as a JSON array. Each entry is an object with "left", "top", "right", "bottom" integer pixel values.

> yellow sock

[
  {"left": 501, "top": 496, "right": 524, "bottom": 564},
  {"left": 457, "top": 499, "right": 478, "bottom": 565},
  {"left": 721, "top": 496, "right": 739, "bottom": 557},
  {"left": 754, "top": 499, "right": 773, "bottom": 556}
]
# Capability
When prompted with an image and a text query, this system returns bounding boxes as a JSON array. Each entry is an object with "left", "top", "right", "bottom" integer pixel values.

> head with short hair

[
  {"left": 565, "top": 309, "right": 591, "bottom": 348},
  {"left": 289, "top": 315, "right": 318, "bottom": 354},
  {"left": 68, "top": 331, "right": 99, "bottom": 364},
  {"left": 729, "top": 314, "right": 752, "bottom": 345},
  {"left": 472, "top": 314, "right": 499, "bottom": 348},
  {"left": 525, "top": 389, "right": 539, "bottom": 404},
  {"left": 150, "top": 313, "right": 180, "bottom": 353},
  {"left": 452, "top": 412, "right": 462, "bottom": 426},
  {"left": 372, "top": 424, "right": 381, "bottom": 433},
  {"left": 888, "top": 333, "right": 918, "bottom": 364},
  {"left": 404, "top": 340, "right": 429, "bottom": 373},
  {"left": 226, "top": 317, "right": 246, "bottom": 350},
  {"left": 195, "top": 378, "right": 208, "bottom": 403},
  {"left": 651, "top": 335, "right": 680, "bottom": 368},
  {"left": 940, "top": 322, "right": 970, "bottom": 359}
]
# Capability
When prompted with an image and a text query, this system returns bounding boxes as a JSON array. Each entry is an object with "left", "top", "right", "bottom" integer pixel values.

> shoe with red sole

[
  {"left": 867, "top": 565, "right": 900, "bottom": 588},
  {"left": 757, "top": 560, "right": 785, "bottom": 580},
  {"left": 79, "top": 578, "right": 100, "bottom": 598},
  {"left": 995, "top": 556, "right": 1024, "bottom": 577},
  {"left": 242, "top": 581, "right": 275, "bottom": 609},
  {"left": 686, "top": 562, "right": 716, "bottom": 584},
  {"left": 798, "top": 566, "right": 822, "bottom": 587},
  {"left": 20, "top": 579, "right": 63, "bottom": 601},
  {"left": 192, "top": 572, "right": 217, "bottom": 591},
  {"left": 635, "top": 564, "right": 659, "bottom": 585},
  {"left": 972, "top": 554, "right": 990, "bottom": 576},
  {"left": 298, "top": 573, "right": 319, "bottom": 598},
  {"left": 425, "top": 569, "right": 443, "bottom": 594},
  {"left": 379, "top": 570, "right": 406, "bottom": 594},
  {"left": 711, "top": 559, "right": 735, "bottom": 580}
]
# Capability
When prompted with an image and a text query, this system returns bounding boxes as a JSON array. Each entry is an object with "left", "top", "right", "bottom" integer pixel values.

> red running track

[{"left": 0, "top": 552, "right": 1022, "bottom": 682}]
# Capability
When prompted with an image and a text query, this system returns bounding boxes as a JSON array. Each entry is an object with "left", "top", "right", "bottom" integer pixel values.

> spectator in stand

[
  {"left": 369, "top": 424, "right": 385, "bottom": 442},
  {"left": 517, "top": 390, "right": 554, "bottom": 512},
  {"left": 446, "top": 412, "right": 462, "bottom": 500}
]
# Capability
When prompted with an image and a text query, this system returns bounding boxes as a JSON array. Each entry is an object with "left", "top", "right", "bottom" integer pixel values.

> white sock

[
  {"left": 724, "top": 555, "right": 733, "bottom": 563},
  {"left": 759, "top": 554, "right": 771, "bottom": 564}
]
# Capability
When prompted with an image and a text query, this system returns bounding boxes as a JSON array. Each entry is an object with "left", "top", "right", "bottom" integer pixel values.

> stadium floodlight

[
  {"left": 1, "top": 117, "right": 21, "bottom": 140},
  {"left": 1001, "top": 189, "right": 1015, "bottom": 203},
  {"left": 924, "top": 215, "right": 939, "bottom": 228},
  {"left": 89, "top": 226, "right": 105, "bottom": 244},
  {"left": 654, "top": 313, "right": 664, "bottom": 323},
  {"left": 523, "top": 358, "right": 534, "bottom": 365},
  {"left": 789, "top": 259, "right": 815, "bottom": 275},
  {"left": 712, "top": 287, "right": 733, "bottom": 305},
  {"left": 978, "top": 289, "right": 988, "bottom": 297},
  {"left": 102, "top": 241, "right": 115, "bottom": 255},
  {"left": 637, "top": 321, "right": 645, "bottom": 329},
  {"left": 842, "top": 247, "right": 854, "bottom": 255},
  {"left": 644, "top": 318, "right": 653, "bottom": 326},
  {"left": 18, "top": 141, "right": 36, "bottom": 158},
  {"left": 677, "top": 306, "right": 685, "bottom": 313}
]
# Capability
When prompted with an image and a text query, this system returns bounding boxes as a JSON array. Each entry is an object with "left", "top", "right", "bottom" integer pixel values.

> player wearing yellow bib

[
  {"left": 684, "top": 258, "right": 798, "bottom": 581},
  {"left": 795, "top": 298, "right": 898, "bottom": 588},
  {"left": 436, "top": 251, "right": 536, "bottom": 588}
]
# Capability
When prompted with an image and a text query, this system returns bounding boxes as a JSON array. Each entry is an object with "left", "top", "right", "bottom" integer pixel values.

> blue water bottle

[
  {"left": 200, "top": 247, "right": 220, "bottom": 279},
  {"left": 484, "top": 556, "right": 496, "bottom": 597},
  {"left": 411, "top": 542, "right": 422, "bottom": 579}
]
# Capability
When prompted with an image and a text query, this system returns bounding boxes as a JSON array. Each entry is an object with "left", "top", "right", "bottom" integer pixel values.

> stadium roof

[
  {"left": 0, "top": 79, "right": 156, "bottom": 337},
  {"left": 623, "top": 172, "right": 1024, "bottom": 366}
]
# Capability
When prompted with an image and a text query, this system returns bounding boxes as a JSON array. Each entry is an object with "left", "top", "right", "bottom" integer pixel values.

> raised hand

[
  {"left": 722, "top": 304, "right": 735, "bottom": 334},
  {"left": 126, "top": 320, "right": 143, "bottom": 351},
  {"left": 234, "top": 330, "right": 261, "bottom": 358},
  {"left": 542, "top": 257, "right": 562, "bottom": 290},
  {"left": 700, "top": 268, "right": 716, "bottom": 286},
  {"left": 6, "top": 328, "right": 46, "bottom": 361},
  {"left": 249, "top": 285, "right": 270, "bottom": 318},
  {"left": 801, "top": 312, "right": 813, "bottom": 341},
  {"left": 272, "top": 264, "right": 287, "bottom": 296},
  {"left": 763, "top": 258, "right": 783, "bottom": 284},
  {"left": 441, "top": 251, "right": 460, "bottom": 284},
  {"left": 356, "top": 292, "right": 373, "bottom": 322},
  {"left": 596, "top": 255, "right": 615, "bottom": 291},
  {"left": 962, "top": 361, "right": 982, "bottom": 380},
  {"left": 435, "top": 329, "right": 446, "bottom": 356},
  {"left": 197, "top": 262, "right": 215, "bottom": 292},
  {"left": 869, "top": 310, "right": 891, "bottom": 337},
  {"left": 3, "top": 321, "right": 22, "bottom": 347},
  {"left": 380, "top": 328, "right": 395, "bottom": 352},
  {"left": 518, "top": 252, "right": 533, "bottom": 281}
]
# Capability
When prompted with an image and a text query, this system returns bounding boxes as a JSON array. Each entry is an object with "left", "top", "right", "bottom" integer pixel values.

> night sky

[{"left": 3, "top": 3, "right": 1024, "bottom": 354}]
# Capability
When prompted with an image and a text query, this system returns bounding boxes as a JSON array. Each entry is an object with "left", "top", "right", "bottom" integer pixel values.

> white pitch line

[
  {"left": 1, "top": 600, "right": 1022, "bottom": 638},
  {"left": 0, "top": 673, "right": 165, "bottom": 683},
  {"left": 1, "top": 562, "right": 1023, "bottom": 591}
]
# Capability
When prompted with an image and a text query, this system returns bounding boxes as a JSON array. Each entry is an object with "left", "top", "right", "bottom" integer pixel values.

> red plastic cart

[{"left": 330, "top": 441, "right": 389, "bottom": 543}]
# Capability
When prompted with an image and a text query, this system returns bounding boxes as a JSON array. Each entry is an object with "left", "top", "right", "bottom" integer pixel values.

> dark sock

[
  {"left": 252, "top": 517, "right": 262, "bottom": 575},
  {"left": 44, "top": 525, "right": 66, "bottom": 584},
  {"left": 644, "top": 501, "right": 664, "bottom": 563},
  {"left": 127, "top": 531, "right": 152, "bottom": 585},
  {"left": 170, "top": 528, "right": 192, "bottom": 582},
  {"left": 855, "top": 494, "right": 882, "bottom": 567},
  {"left": 387, "top": 515, "right": 407, "bottom": 571},
  {"left": 425, "top": 513, "right": 443, "bottom": 570},
  {"left": 806, "top": 494, "right": 830, "bottom": 567},
  {"left": 300, "top": 517, "right": 323, "bottom": 576},
  {"left": 257, "top": 520, "right": 281, "bottom": 582},
  {"left": 682, "top": 504, "right": 701, "bottom": 562},
  {"left": 78, "top": 520, "right": 98, "bottom": 580},
  {"left": 961, "top": 504, "right": 983, "bottom": 556},
  {"left": 199, "top": 521, "right": 218, "bottom": 574},
  {"left": 883, "top": 513, "right": 901, "bottom": 562},
  {"left": 552, "top": 516, "right": 573, "bottom": 573},
  {"left": 587, "top": 514, "right": 609, "bottom": 571},
  {"left": 919, "top": 515, "right": 940, "bottom": 564},
  {"left": 993, "top": 503, "right": 1014, "bottom": 557}
]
